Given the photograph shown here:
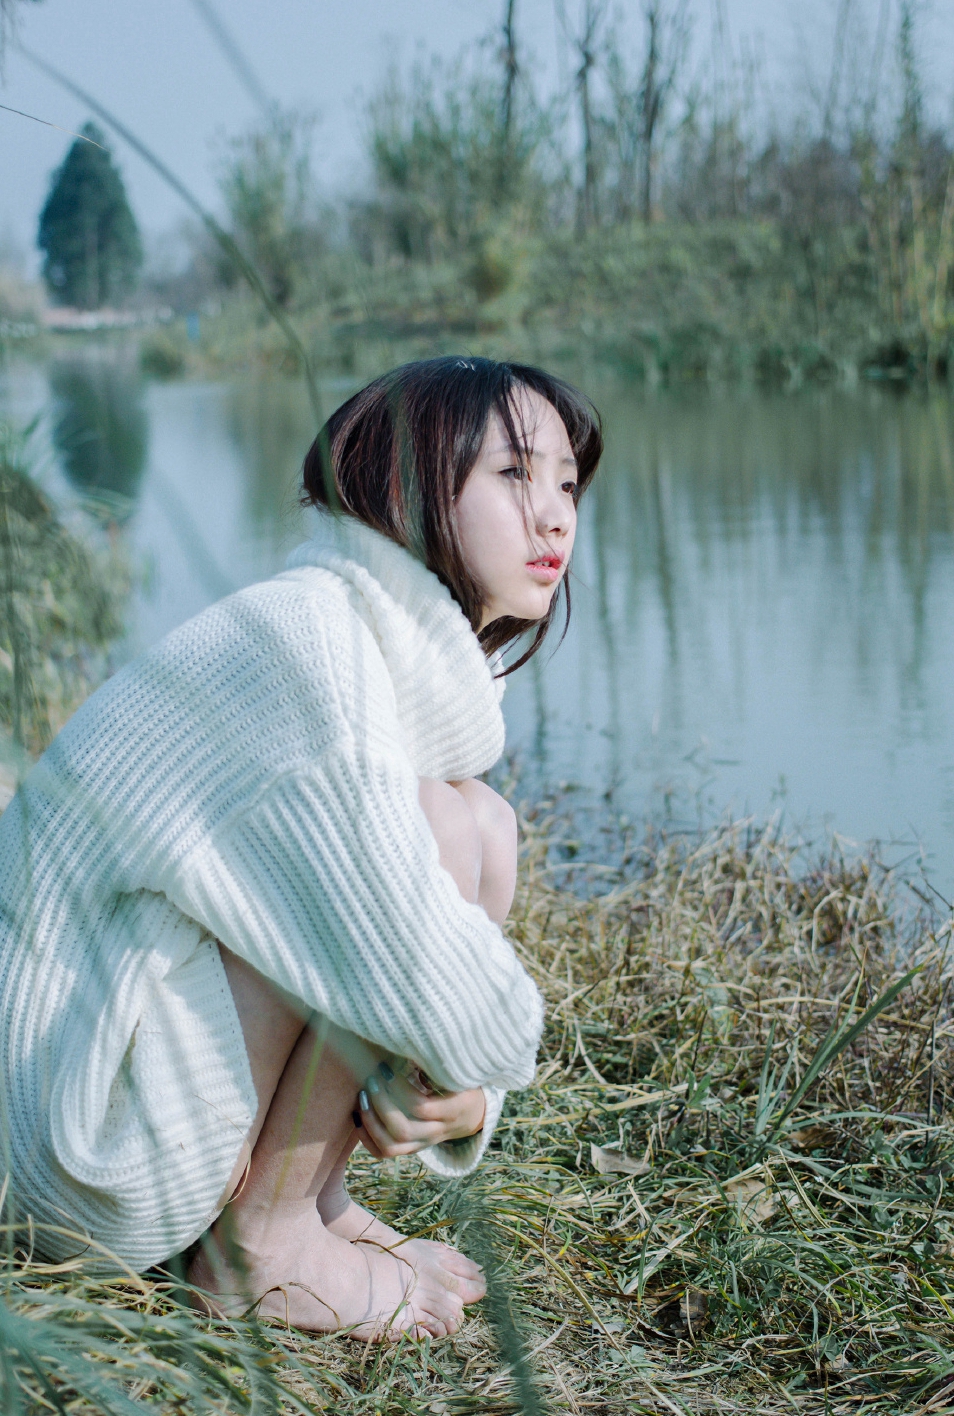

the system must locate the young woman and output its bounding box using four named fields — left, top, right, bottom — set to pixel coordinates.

left=0, top=356, right=602, bottom=1339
